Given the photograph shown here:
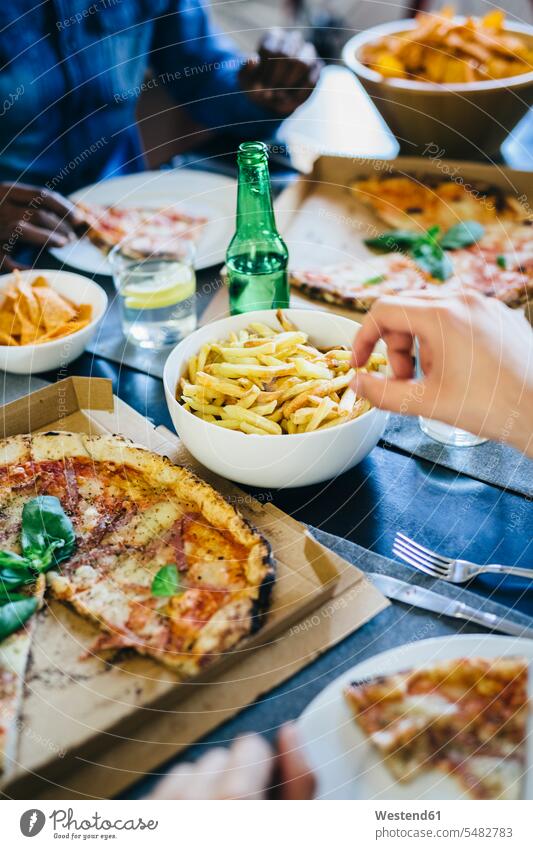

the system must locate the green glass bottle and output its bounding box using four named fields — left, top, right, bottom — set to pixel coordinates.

left=227, top=141, right=289, bottom=315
